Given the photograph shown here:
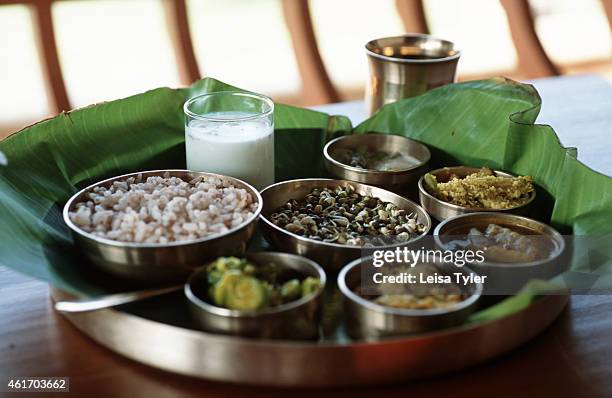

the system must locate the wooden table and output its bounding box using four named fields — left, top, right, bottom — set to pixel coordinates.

left=2, top=75, right=612, bottom=397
